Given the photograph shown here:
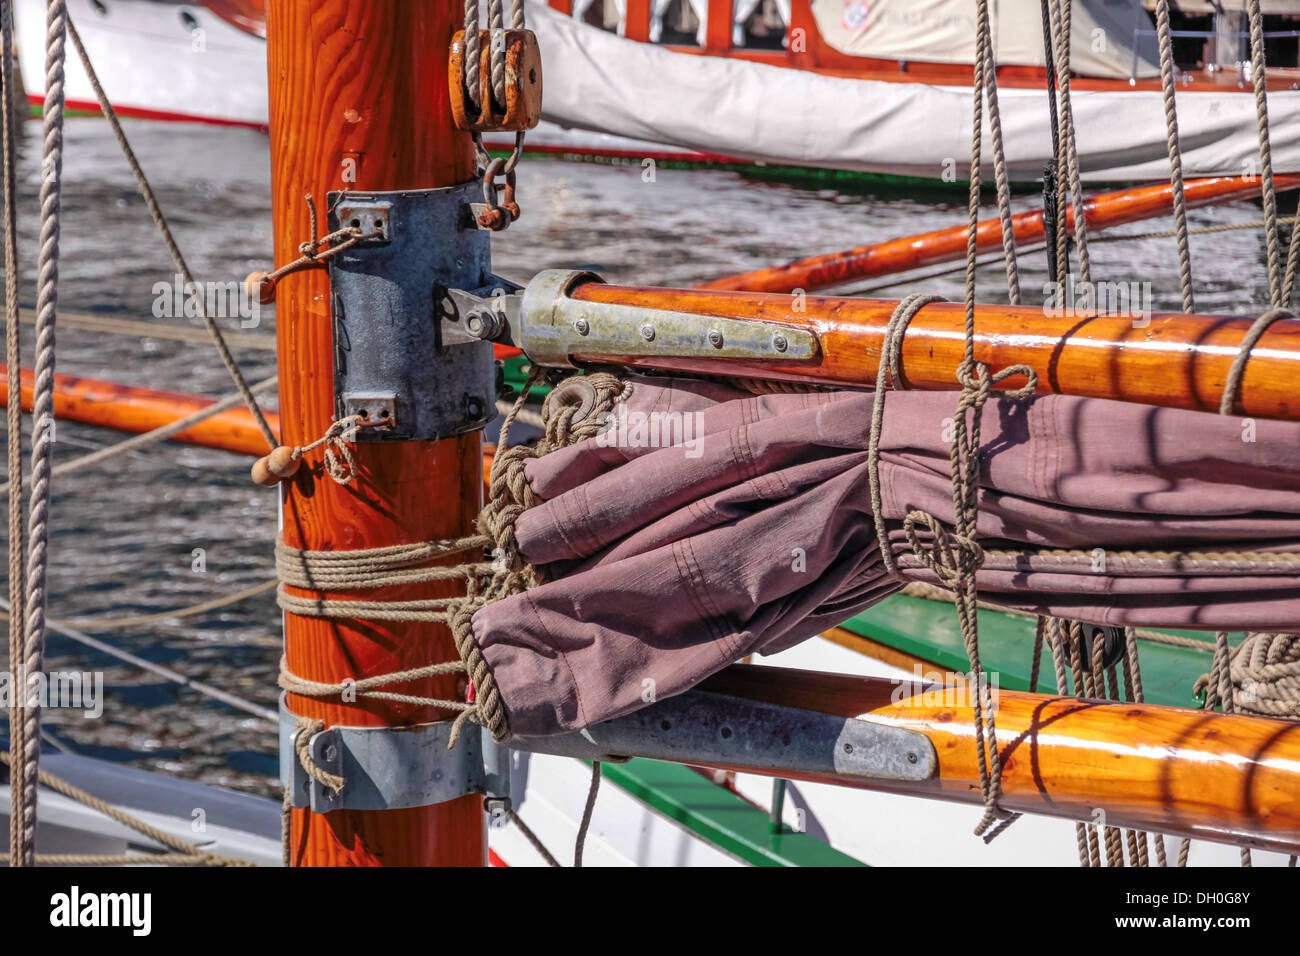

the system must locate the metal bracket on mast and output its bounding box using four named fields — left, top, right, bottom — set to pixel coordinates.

left=280, top=696, right=511, bottom=813
left=327, top=182, right=500, bottom=442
